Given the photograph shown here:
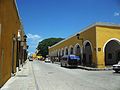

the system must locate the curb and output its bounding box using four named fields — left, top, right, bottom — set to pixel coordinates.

left=53, top=61, right=113, bottom=71
left=78, top=66, right=113, bottom=71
